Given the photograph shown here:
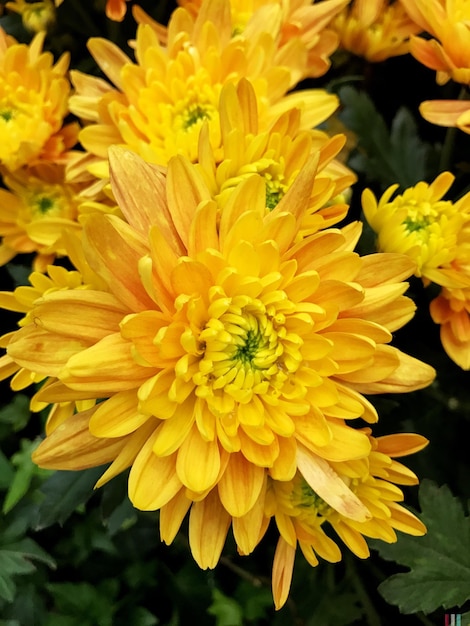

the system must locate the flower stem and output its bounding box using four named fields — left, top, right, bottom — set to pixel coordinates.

left=439, top=86, right=468, bottom=172
left=345, top=553, right=382, bottom=626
